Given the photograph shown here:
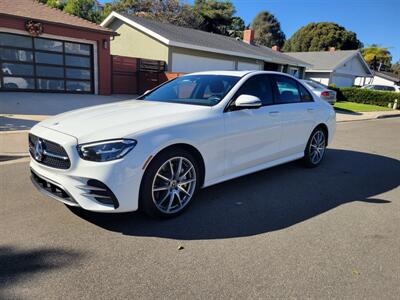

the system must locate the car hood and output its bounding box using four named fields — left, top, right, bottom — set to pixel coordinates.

left=37, top=100, right=211, bottom=143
